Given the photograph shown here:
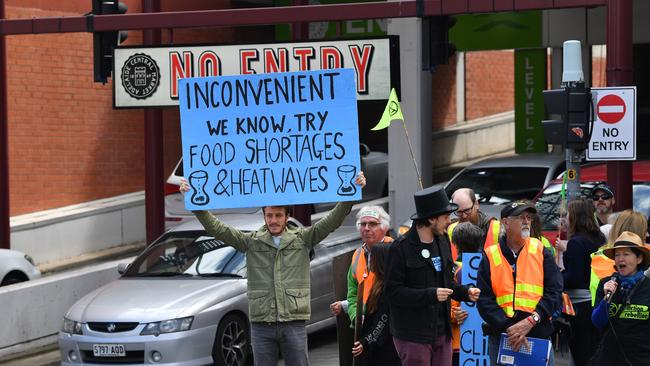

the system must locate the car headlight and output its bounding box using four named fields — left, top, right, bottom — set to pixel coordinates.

left=24, top=254, right=35, bottom=266
left=62, top=318, right=83, bottom=335
left=140, top=316, right=193, bottom=336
